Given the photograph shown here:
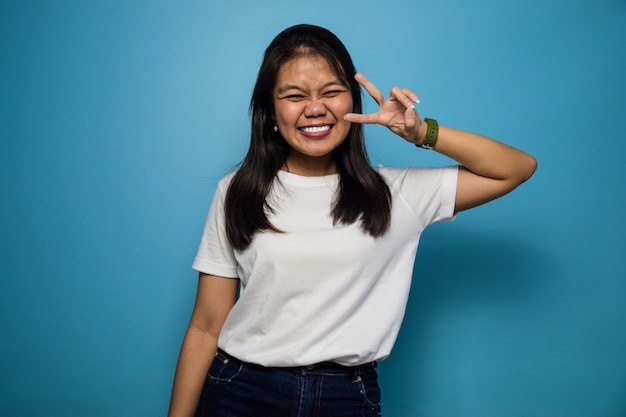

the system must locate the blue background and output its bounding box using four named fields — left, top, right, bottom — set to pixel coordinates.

left=1, top=0, right=625, bottom=416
